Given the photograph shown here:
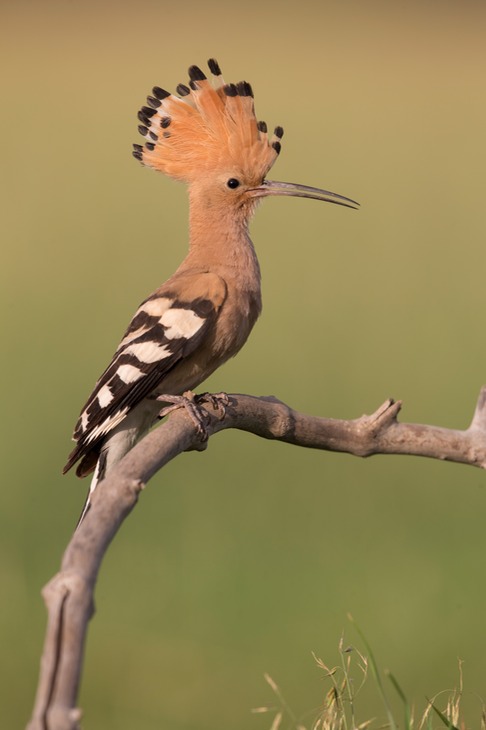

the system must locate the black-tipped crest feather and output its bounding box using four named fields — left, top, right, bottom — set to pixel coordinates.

left=188, top=65, right=207, bottom=81
left=141, top=105, right=157, bottom=118
left=176, top=83, right=190, bottom=96
left=152, top=86, right=170, bottom=100
left=236, top=81, right=253, bottom=97
left=146, top=95, right=161, bottom=109
left=137, top=110, right=150, bottom=125
left=207, top=58, right=222, bottom=76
